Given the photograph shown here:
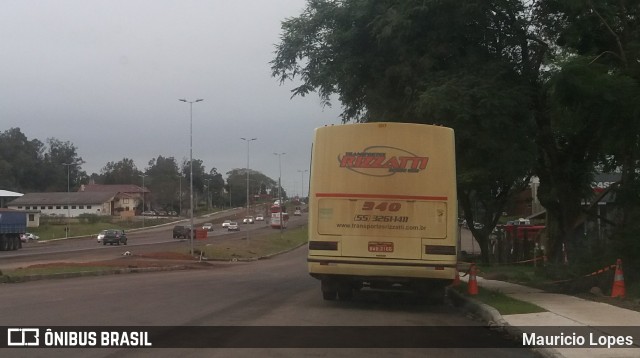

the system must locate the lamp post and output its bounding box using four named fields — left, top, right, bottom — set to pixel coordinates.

left=241, top=137, right=257, bottom=241
left=205, top=178, right=211, bottom=211
left=62, top=162, right=75, bottom=238
left=139, top=173, right=146, bottom=228
left=178, top=174, right=182, bottom=217
left=297, top=169, right=308, bottom=200
left=274, top=152, right=286, bottom=237
left=179, top=98, right=203, bottom=256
